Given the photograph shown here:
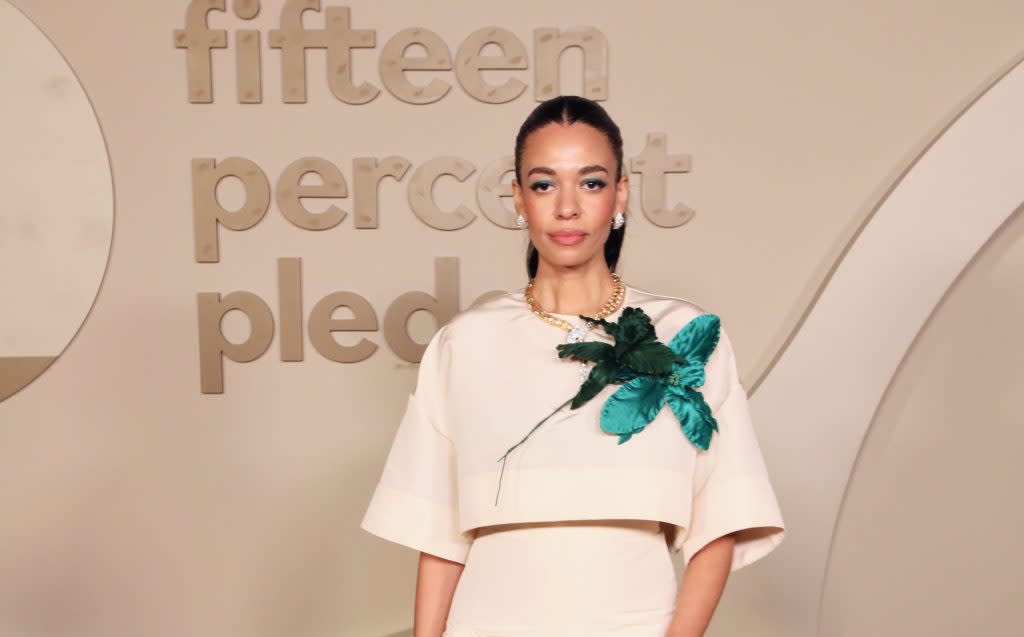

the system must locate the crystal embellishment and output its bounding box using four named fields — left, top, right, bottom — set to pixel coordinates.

left=566, top=321, right=593, bottom=382
left=566, top=322, right=591, bottom=343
